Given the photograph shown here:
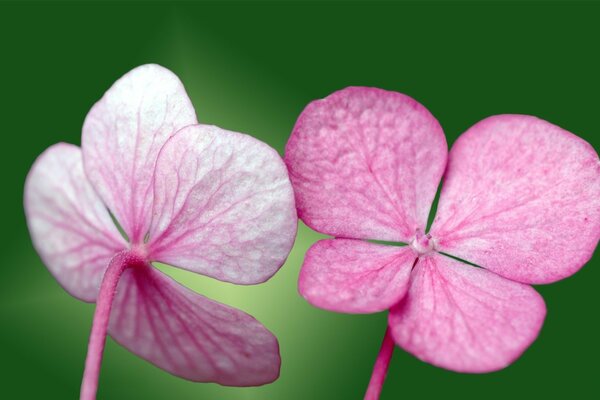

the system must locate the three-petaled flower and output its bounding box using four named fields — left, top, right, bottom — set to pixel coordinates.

left=284, top=87, right=600, bottom=398
left=25, top=65, right=297, bottom=399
